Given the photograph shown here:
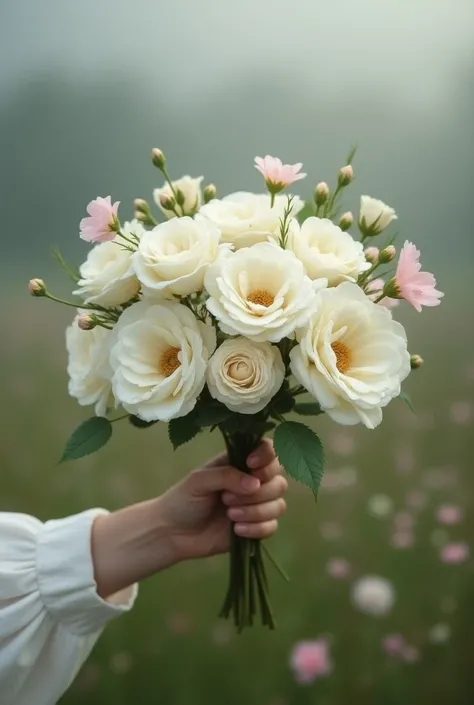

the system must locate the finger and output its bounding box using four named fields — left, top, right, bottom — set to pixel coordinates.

left=234, top=519, right=278, bottom=539
left=228, top=498, right=286, bottom=524
left=246, top=439, right=275, bottom=469
left=222, top=474, right=288, bottom=507
left=188, top=466, right=260, bottom=497
left=251, top=458, right=283, bottom=484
